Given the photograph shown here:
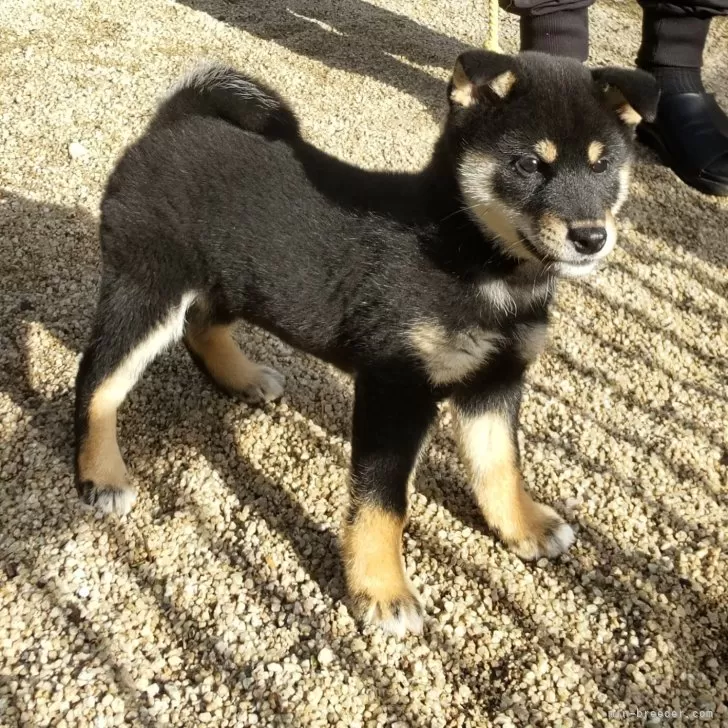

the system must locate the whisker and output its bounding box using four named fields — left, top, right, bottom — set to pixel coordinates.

left=440, top=200, right=551, bottom=271
left=439, top=201, right=491, bottom=223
